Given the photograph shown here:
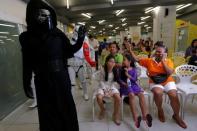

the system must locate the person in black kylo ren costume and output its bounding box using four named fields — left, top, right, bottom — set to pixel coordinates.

left=19, top=0, right=86, bottom=131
